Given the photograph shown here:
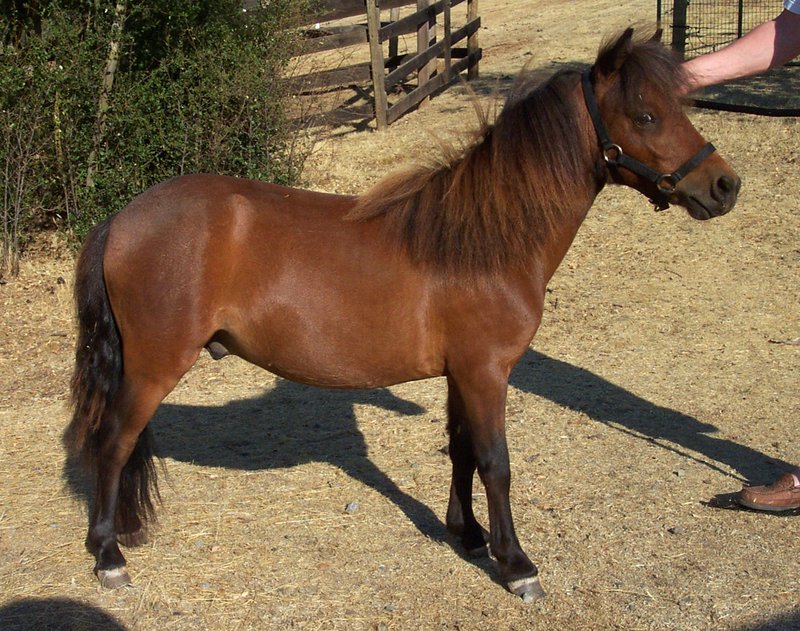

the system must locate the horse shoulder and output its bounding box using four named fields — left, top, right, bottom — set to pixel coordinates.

left=438, top=272, right=547, bottom=369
